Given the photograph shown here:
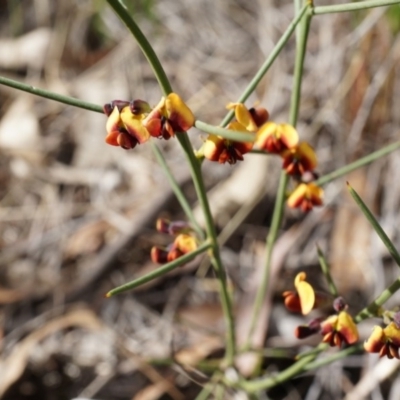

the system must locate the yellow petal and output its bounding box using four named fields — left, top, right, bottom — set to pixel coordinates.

left=384, top=322, right=400, bottom=347
left=364, top=326, right=385, bottom=353
left=165, top=93, right=195, bottom=132
left=297, top=142, right=318, bottom=170
left=287, top=184, right=308, bottom=208
left=231, top=103, right=258, bottom=132
left=106, top=106, right=122, bottom=135
left=337, top=311, right=359, bottom=344
left=296, top=280, right=315, bottom=315
left=278, top=124, right=299, bottom=148
left=174, top=233, right=198, bottom=253
left=203, top=135, right=224, bottom=162
left=120, top=107, right=150, bottom=144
